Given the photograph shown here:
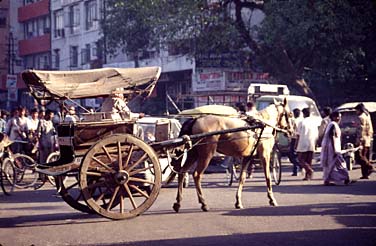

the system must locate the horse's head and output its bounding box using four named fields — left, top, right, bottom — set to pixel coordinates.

left=273, top=98, right=293, bottom=137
